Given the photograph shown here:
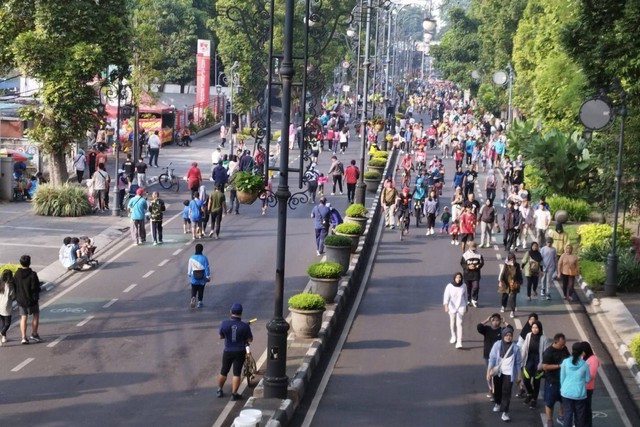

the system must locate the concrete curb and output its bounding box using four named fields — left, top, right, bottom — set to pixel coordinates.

left=579, top=276, right=640, bottom=388
left=241, top=149, right=396, bottom=426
